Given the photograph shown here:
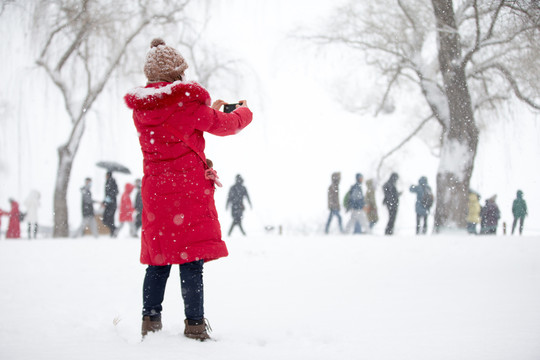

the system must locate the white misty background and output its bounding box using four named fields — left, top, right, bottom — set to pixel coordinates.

left=0, top=0, right=539, bottom=236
